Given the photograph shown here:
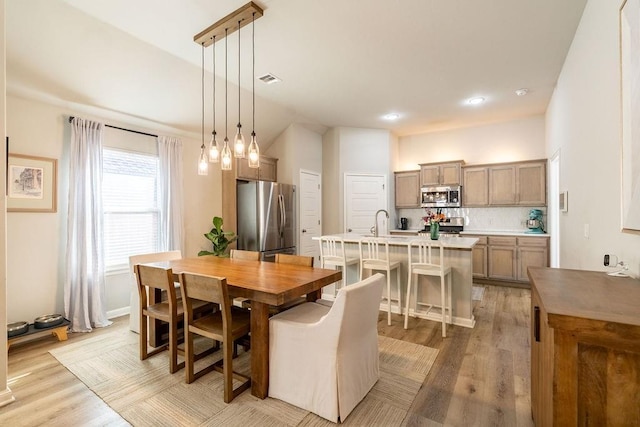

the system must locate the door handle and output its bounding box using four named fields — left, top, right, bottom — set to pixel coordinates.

left=534, top=306, right=540, bottom=342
